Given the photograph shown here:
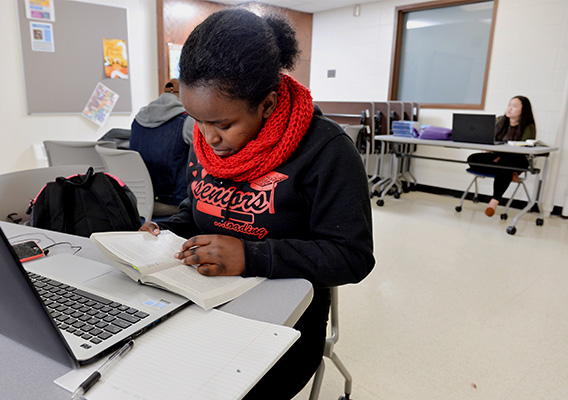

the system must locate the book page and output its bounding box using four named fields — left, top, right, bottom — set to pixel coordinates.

left=507, top=139, right=547, bottom=147
left=55, top=307, right=300, bottom=400
left=507, top=140, right=528, bottom=147
left=151, top=265, right=265, bottom=310
left=92, top=231, right=266, bottom=309
left=91, top=231, right=185, bottom=275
